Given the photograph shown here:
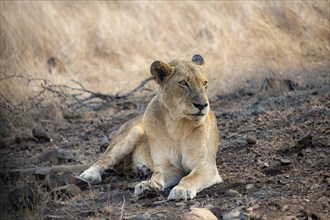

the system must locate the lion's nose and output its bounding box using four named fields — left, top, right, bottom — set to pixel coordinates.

left=193, top=102, right=208, bottom=111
